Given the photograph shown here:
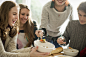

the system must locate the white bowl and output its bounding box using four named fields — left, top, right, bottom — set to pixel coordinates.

left=63, top=49, right=79, bottom=56
left=34, top=40, right=55, bottom=52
